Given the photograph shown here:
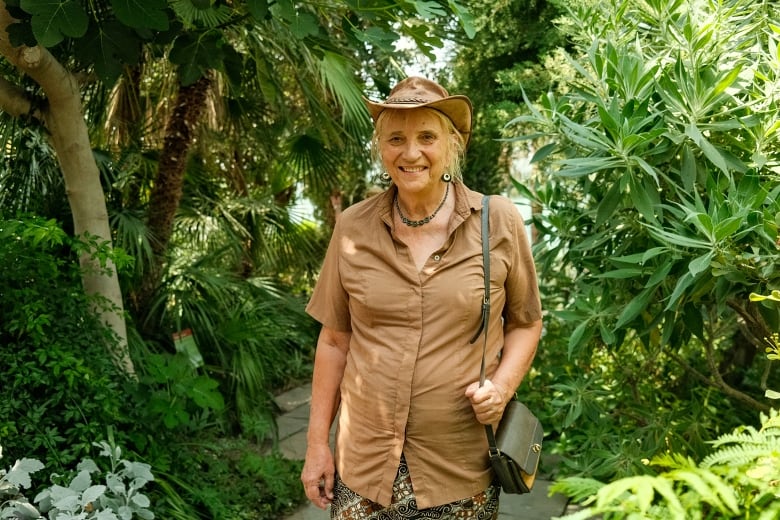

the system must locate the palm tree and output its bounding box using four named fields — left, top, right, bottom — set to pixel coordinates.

left=2, top=0, right=473, bottom=433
